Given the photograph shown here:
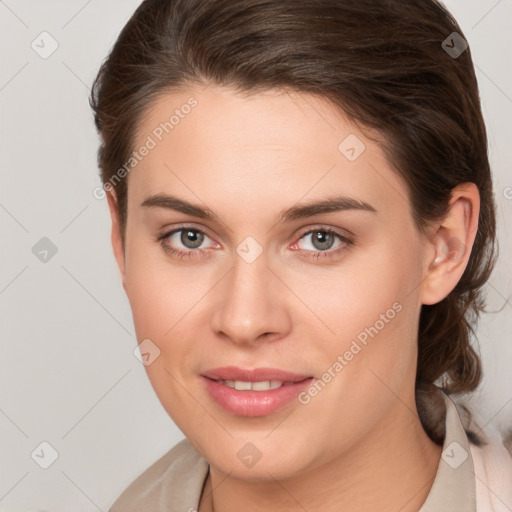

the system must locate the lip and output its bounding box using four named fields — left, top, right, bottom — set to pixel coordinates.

left=201, top=366, right=314, bottom=417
